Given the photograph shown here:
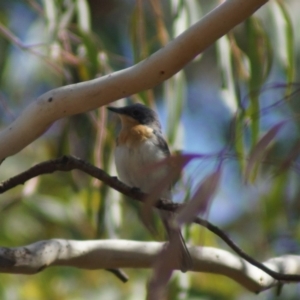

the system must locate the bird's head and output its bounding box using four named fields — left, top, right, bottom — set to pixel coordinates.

left=107, top=103, right=162, bottom=130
